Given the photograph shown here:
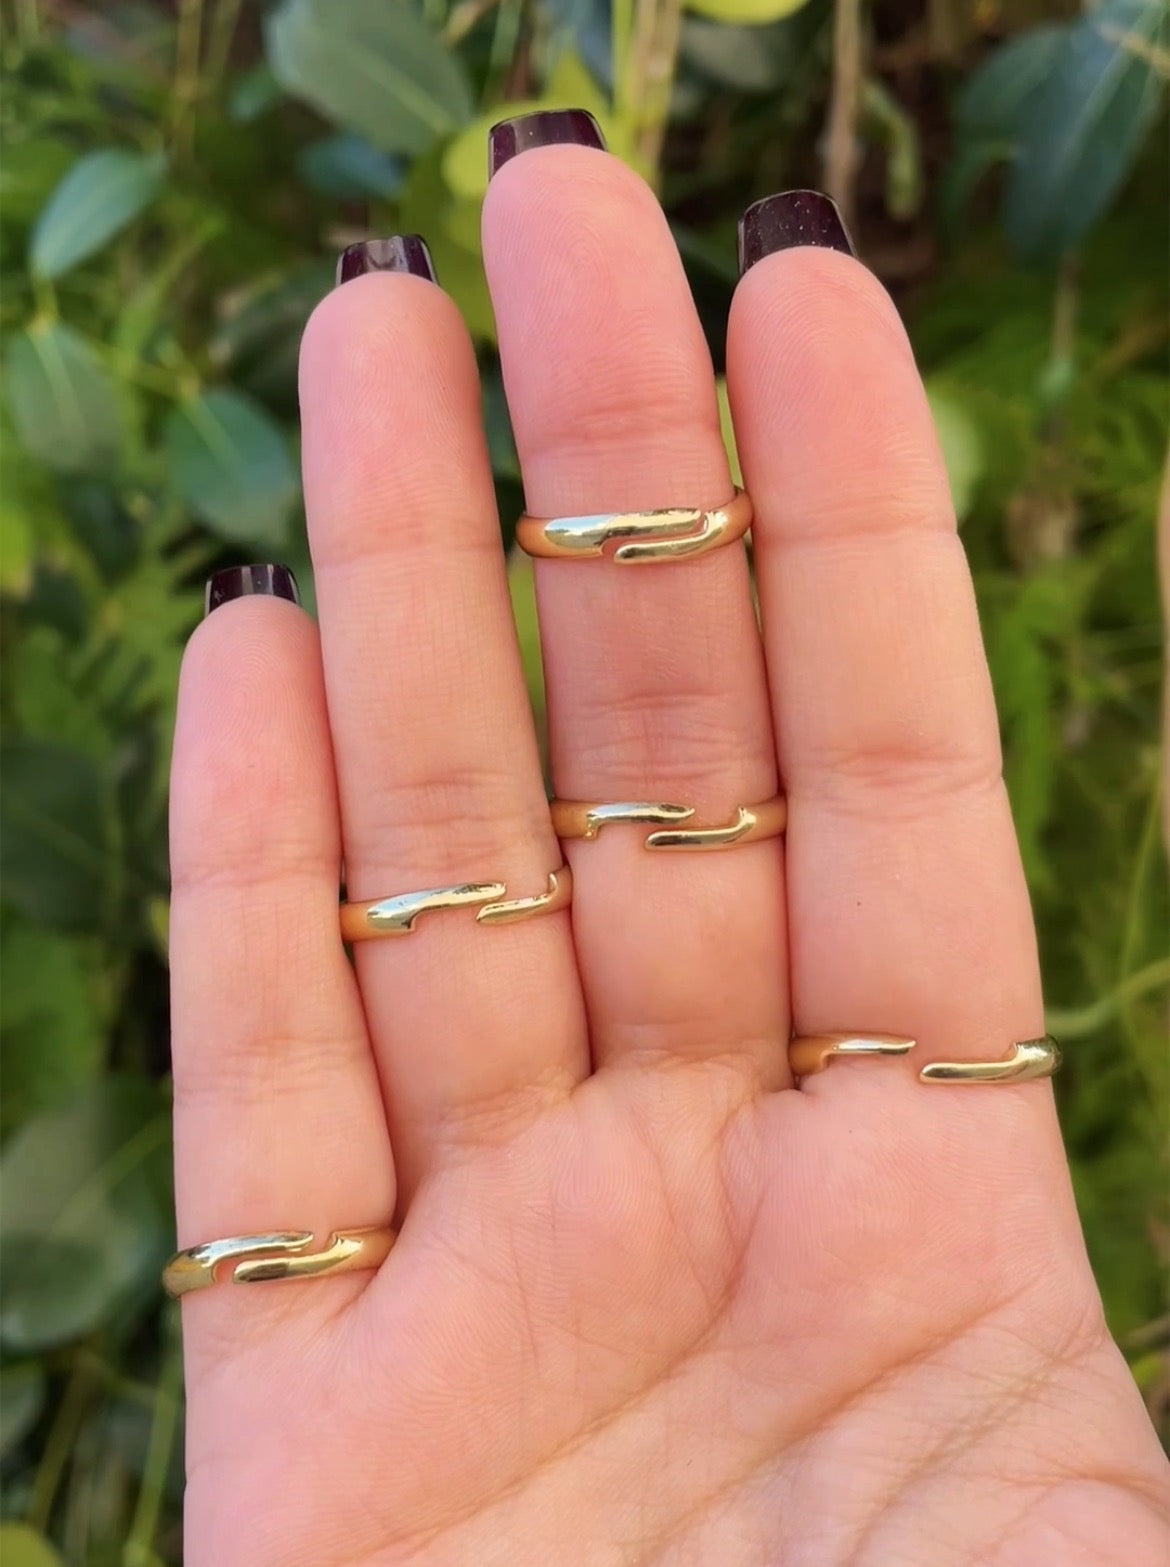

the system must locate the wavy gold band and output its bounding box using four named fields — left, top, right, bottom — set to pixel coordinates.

left=516, top=488, right=752, bottom=564
left=789, top=1032, right=1061, bottom=1084
left=163, top=1226, right=394, bottom=1297
left=550, top=797, right=786, bottom=851
left=918, top=1035, right=1061, bottom=1084
left=341, top=867, right=571, bottom=942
